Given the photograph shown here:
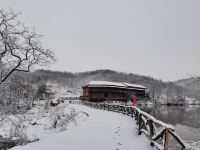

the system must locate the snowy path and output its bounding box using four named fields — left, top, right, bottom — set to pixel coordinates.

left=11, top=104, right=153, bottom=150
